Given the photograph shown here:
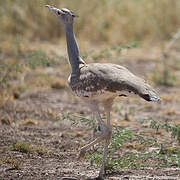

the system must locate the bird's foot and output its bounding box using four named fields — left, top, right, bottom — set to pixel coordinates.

left=96, top=174, right=104, bottom=180
left=77, top=149, right=86, bottom=161
left=97, top=168, right=105, bottom=180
